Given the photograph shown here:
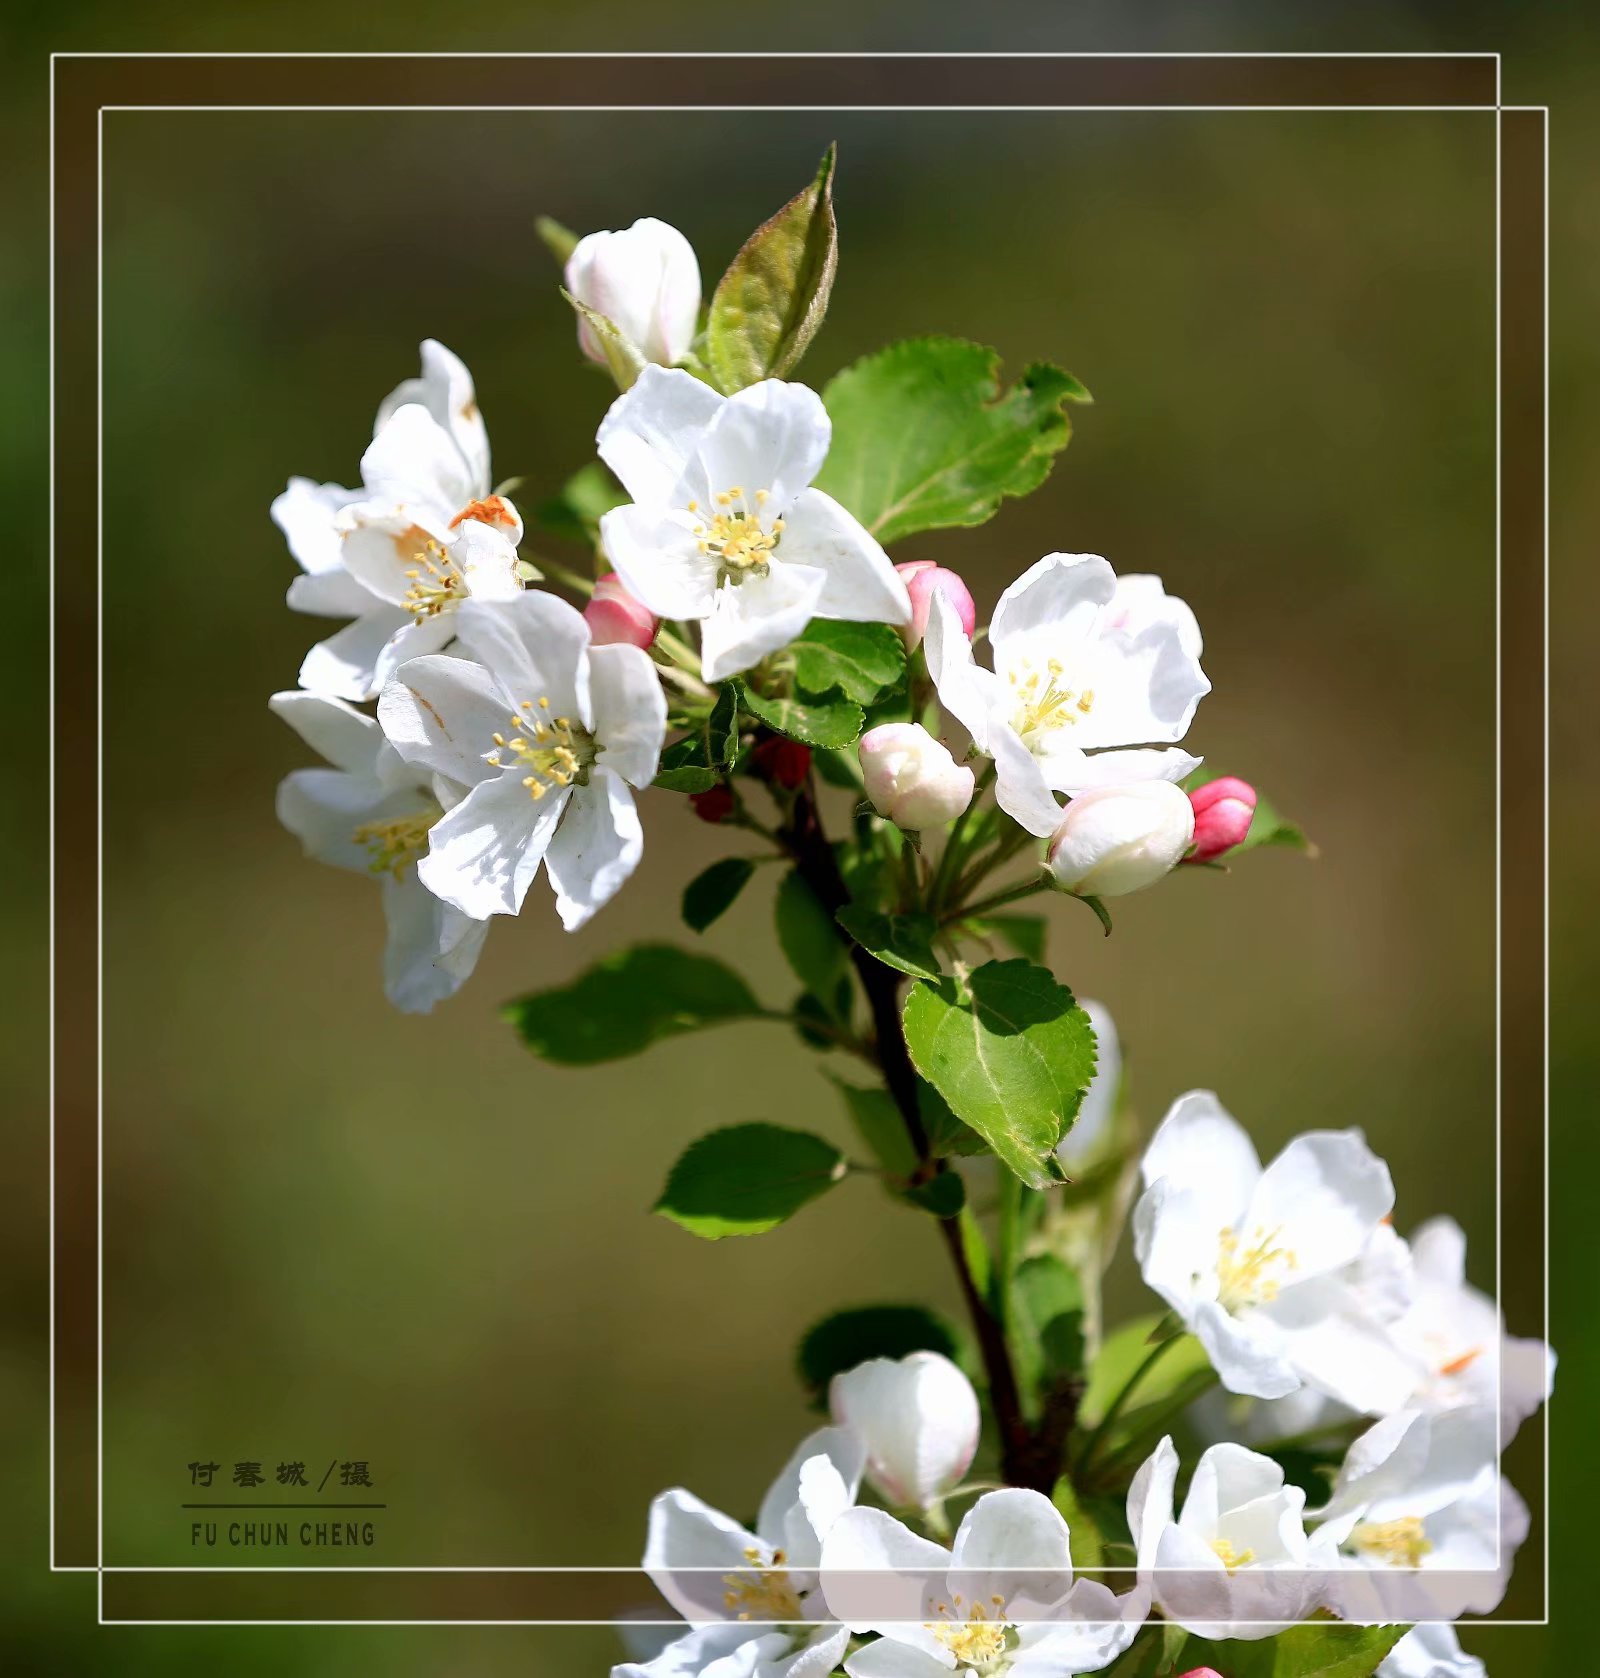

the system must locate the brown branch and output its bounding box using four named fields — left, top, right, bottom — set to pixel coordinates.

left=777, top=778, right=1047, bottom=1490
